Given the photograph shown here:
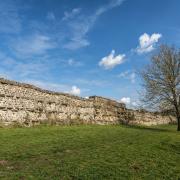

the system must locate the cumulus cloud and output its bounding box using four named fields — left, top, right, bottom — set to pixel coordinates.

left=136, top=33, right=162, bottom=54
left=70, top=86, right=81, bottom=96
left=99, top=50, right=125, bottom=69
left=120, top=97, right=131, bottom=104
